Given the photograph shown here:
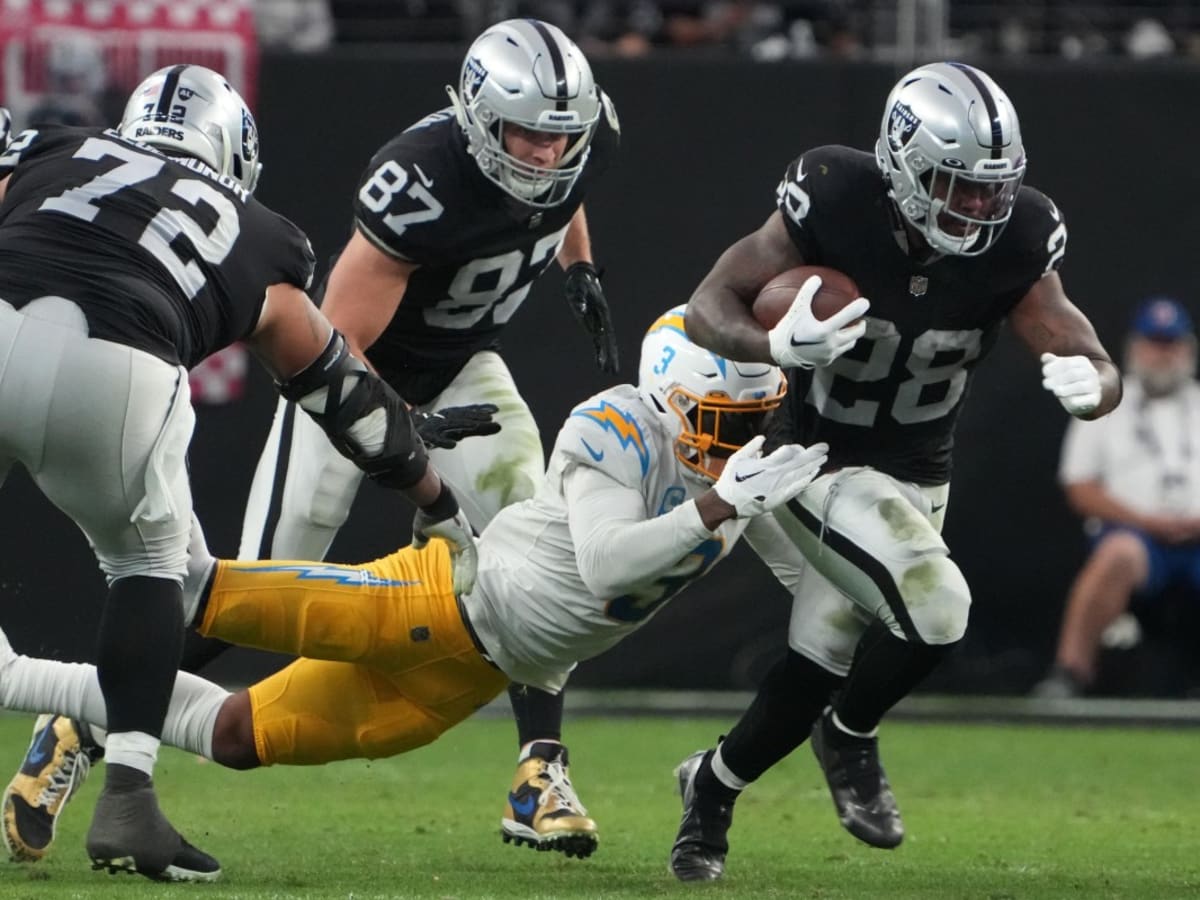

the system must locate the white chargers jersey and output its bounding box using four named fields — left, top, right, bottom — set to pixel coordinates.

left=462, top=384, right=749, bottom=692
